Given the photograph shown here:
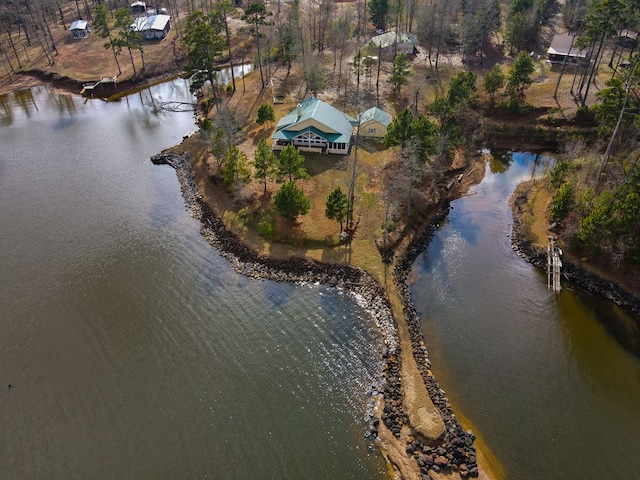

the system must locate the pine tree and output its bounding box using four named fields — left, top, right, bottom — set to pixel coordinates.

left=256, top=103, right=276, bottom=126
left=277, top=145, right=310, bottom=183
left=388, top=53, right=412, bottom=94
left=274, top=181, right=311, bottom=219
left=325, top=187, right=349, bottom=232
left=254, top=138, right=277, bottom=194
left=221, top=146, right=251, bottom=191
left=483, top=65, right=505, bottom=106
left=506, top=51, right=535, bottom=104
